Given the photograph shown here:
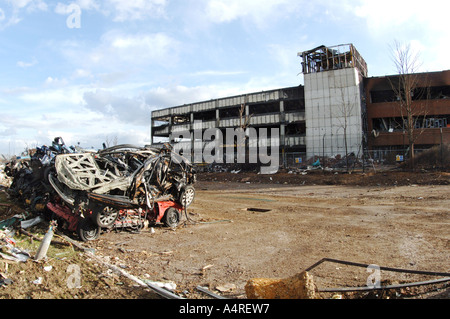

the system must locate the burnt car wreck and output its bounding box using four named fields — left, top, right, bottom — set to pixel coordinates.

left=5, top=139, right=196, bottom=241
